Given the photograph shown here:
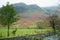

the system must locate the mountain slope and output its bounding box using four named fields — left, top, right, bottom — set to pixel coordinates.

left=12, top=3, right=48, bottom=28
left=42, top=6, right=60, bottom=15
left=13, top=3, right=48, bottom=18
